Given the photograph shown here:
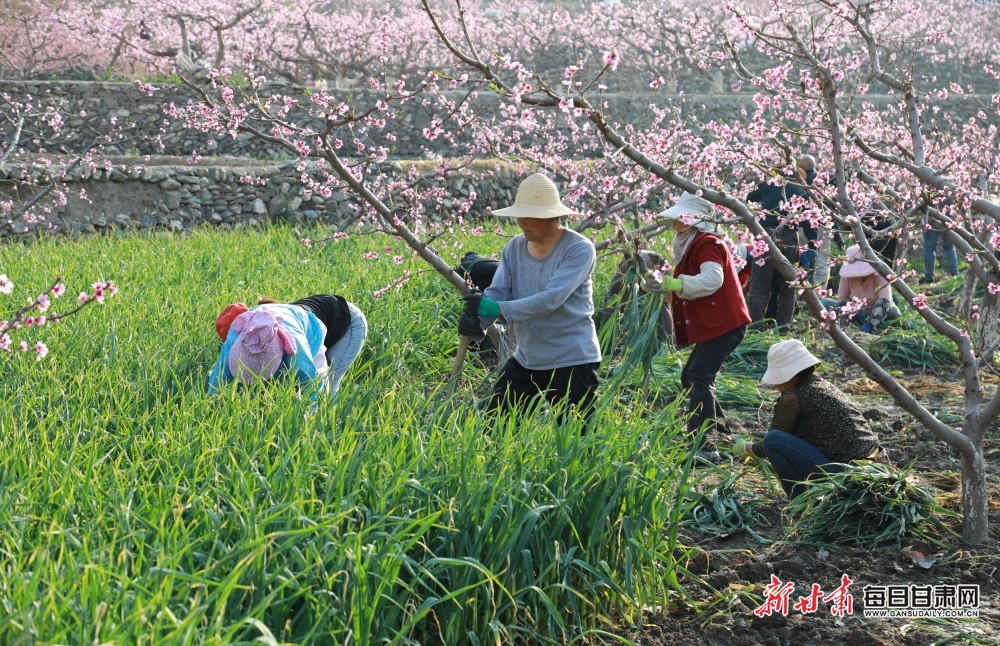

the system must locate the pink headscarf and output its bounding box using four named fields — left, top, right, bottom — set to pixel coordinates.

left=227, top=310, right=296, bottom=384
